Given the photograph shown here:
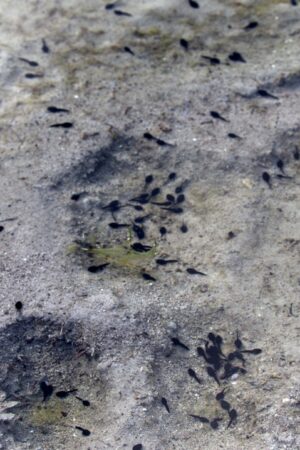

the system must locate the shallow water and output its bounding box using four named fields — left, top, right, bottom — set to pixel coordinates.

left=0, top=1, right=299, bottom=449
